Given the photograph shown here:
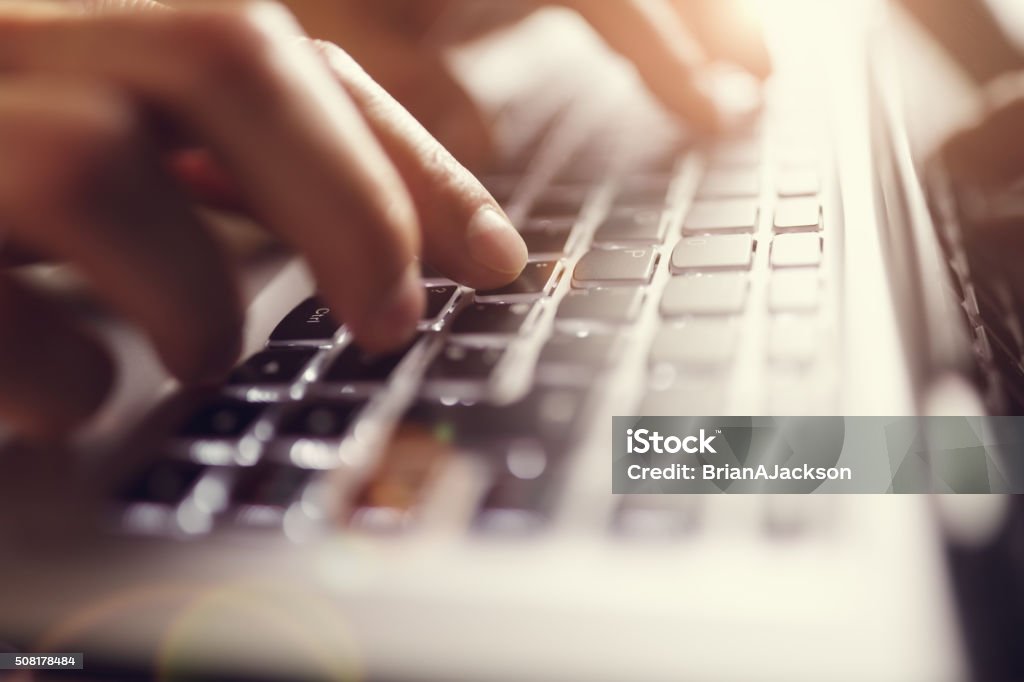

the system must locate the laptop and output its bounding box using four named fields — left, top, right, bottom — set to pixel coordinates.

left=0, top=0, right=1020, bottom=679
